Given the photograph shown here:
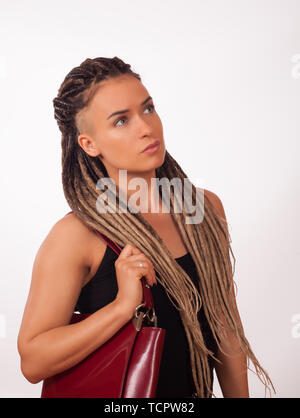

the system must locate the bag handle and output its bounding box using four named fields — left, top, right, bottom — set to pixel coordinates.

left=65, top=211, right=154, bottom=311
